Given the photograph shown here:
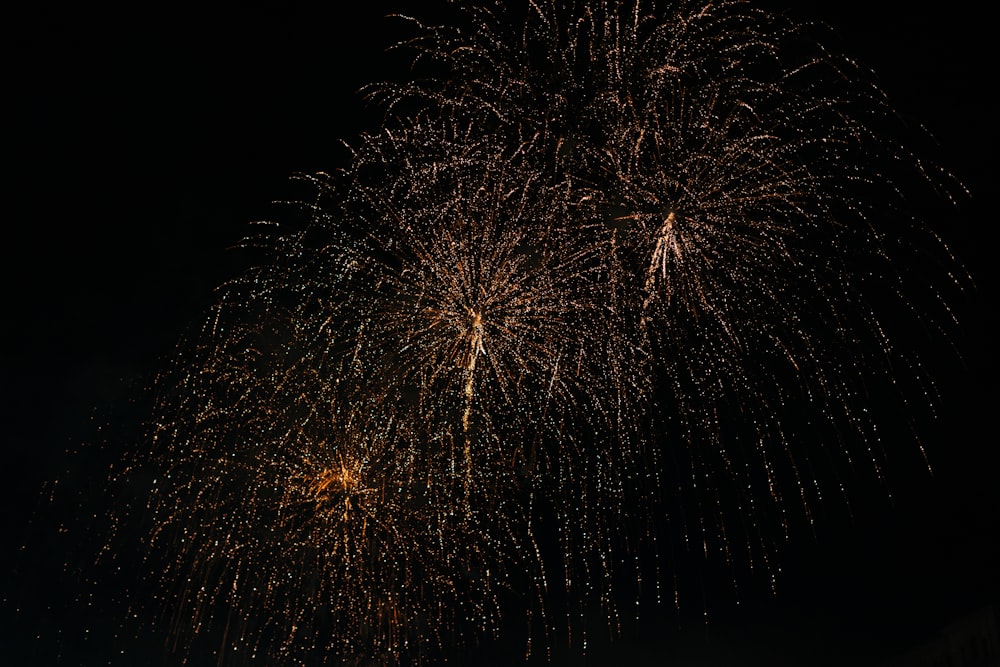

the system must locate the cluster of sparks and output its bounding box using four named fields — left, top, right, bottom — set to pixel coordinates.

left=109, top=1, right=962, bottom=664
